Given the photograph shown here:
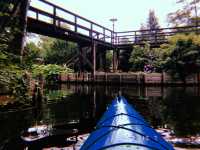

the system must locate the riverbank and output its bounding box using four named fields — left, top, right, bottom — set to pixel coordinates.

left=60, top=72, right=200, bottom=85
